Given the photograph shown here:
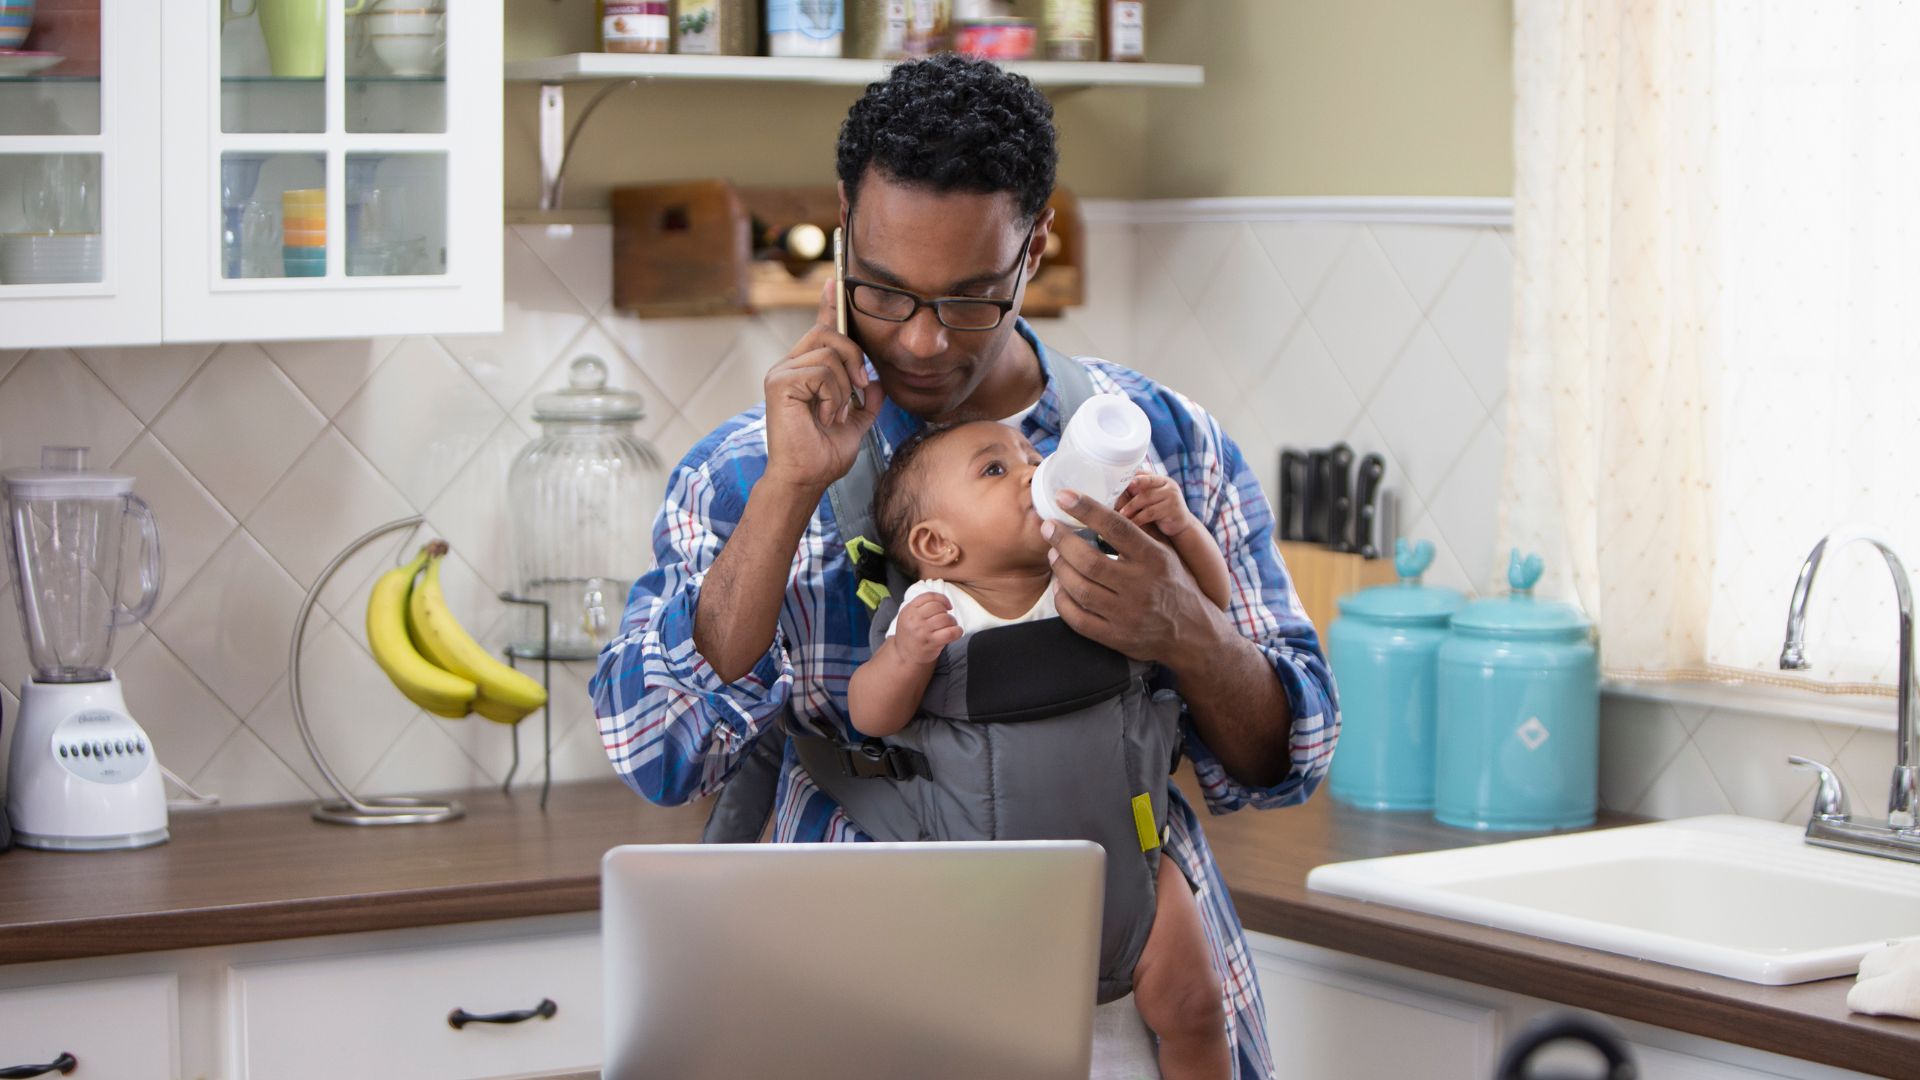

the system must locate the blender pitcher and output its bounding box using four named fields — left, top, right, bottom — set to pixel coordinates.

left=4, top=446, right=163, bottom=683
